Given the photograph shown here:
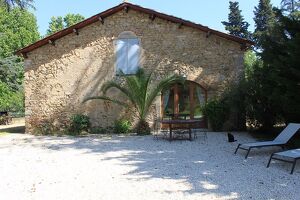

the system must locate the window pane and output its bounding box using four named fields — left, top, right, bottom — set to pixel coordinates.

left=163, top=88, right=174, bottom=120
left=116, top=39, right=127, bottom=74
left=116, top=38, right=140, bottom=75
left=178, top=84, right=191, bottom=119
left=127, top=39, right=140, bottom=74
